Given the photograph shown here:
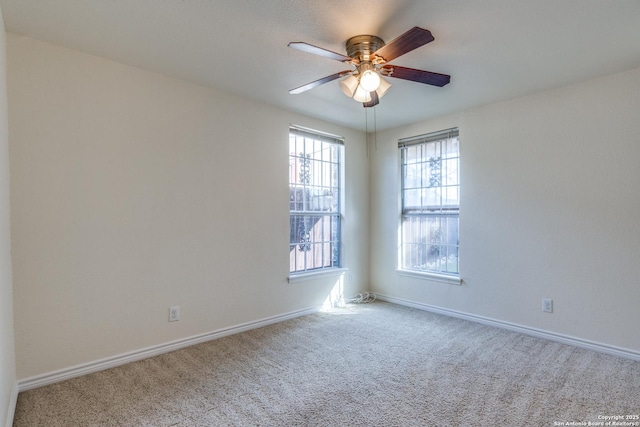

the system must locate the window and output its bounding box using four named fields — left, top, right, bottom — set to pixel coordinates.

left=289, top=126, right=343, bottom=274
left=400, top=128, right=460, bottom=276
